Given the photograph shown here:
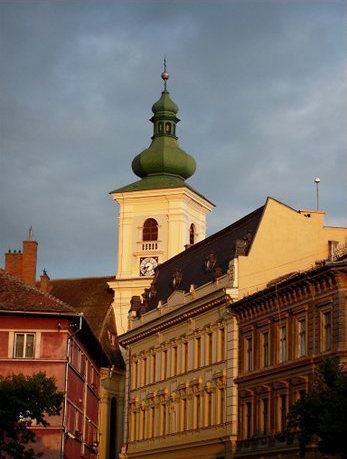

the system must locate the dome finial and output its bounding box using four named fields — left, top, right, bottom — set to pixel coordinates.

left=161, top=57, right=169, bottom=91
